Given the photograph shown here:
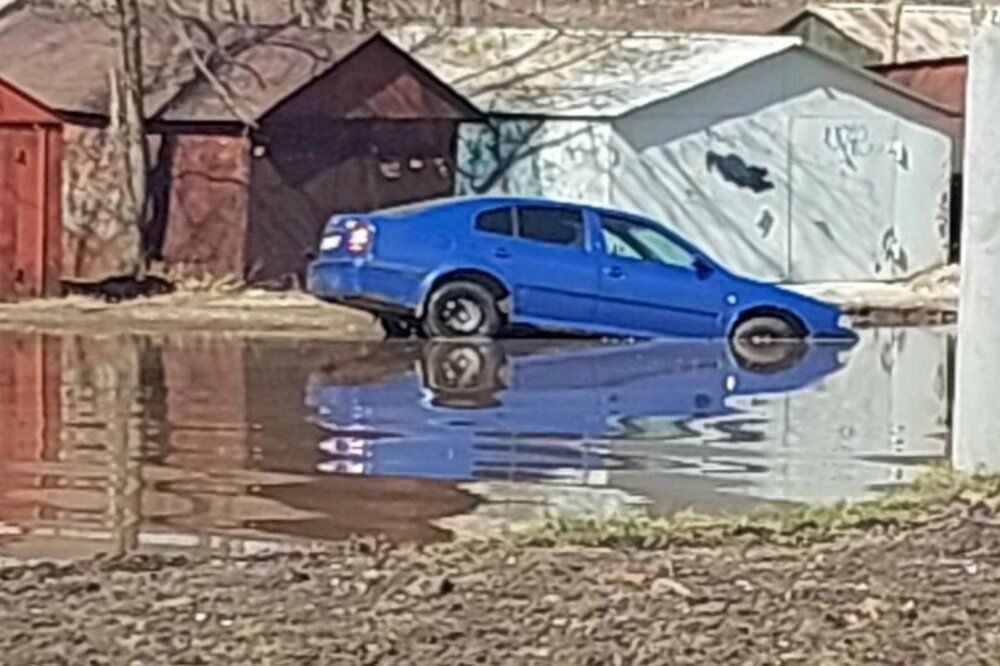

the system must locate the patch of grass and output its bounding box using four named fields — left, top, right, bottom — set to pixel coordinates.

left=512, top=467, right=1000, bottom=549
